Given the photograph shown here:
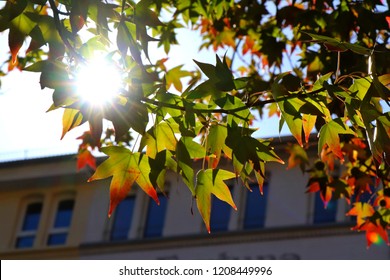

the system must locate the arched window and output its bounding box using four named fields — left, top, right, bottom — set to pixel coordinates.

left=15, top=201, right=43, bottom=249
left=47, top=198, right=75, bottom=246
